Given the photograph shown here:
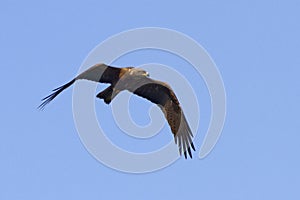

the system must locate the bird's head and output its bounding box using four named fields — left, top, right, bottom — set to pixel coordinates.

left=128, top=67, right=149, bottom=77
